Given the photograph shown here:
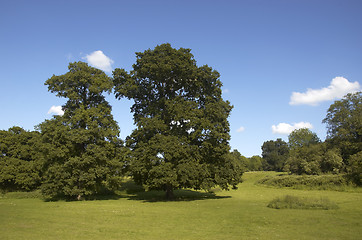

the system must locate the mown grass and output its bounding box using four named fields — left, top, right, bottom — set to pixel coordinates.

left=0, top=171, right=361, bottom=240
